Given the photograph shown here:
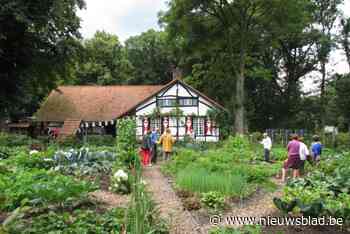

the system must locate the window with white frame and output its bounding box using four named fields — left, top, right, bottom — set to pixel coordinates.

left=178, top=98, right=198, bottom=106
left=193, top=117, right=205, bottom=136
left=151, top=118, right=161, bottom=130
left=157, top=99, right=176, bottom=107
